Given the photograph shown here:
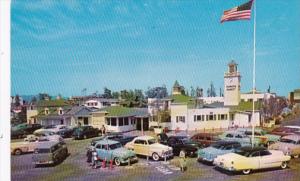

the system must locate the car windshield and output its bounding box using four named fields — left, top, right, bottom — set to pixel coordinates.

left=45, top=125, right=56, bottom=129
left=234, top=149, right=250, bottom=157
left=211, top=143, right=225, bottom=149
left=280, top=138, right=296, bottom=144
left=109, top=143, right=122, bottom=150
left=148, top=139, right=156, bottom=145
